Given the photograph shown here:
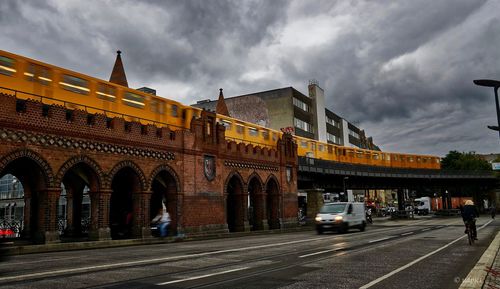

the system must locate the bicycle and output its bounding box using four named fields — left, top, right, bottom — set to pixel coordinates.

left=465, top=219, right=476, bottom=245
